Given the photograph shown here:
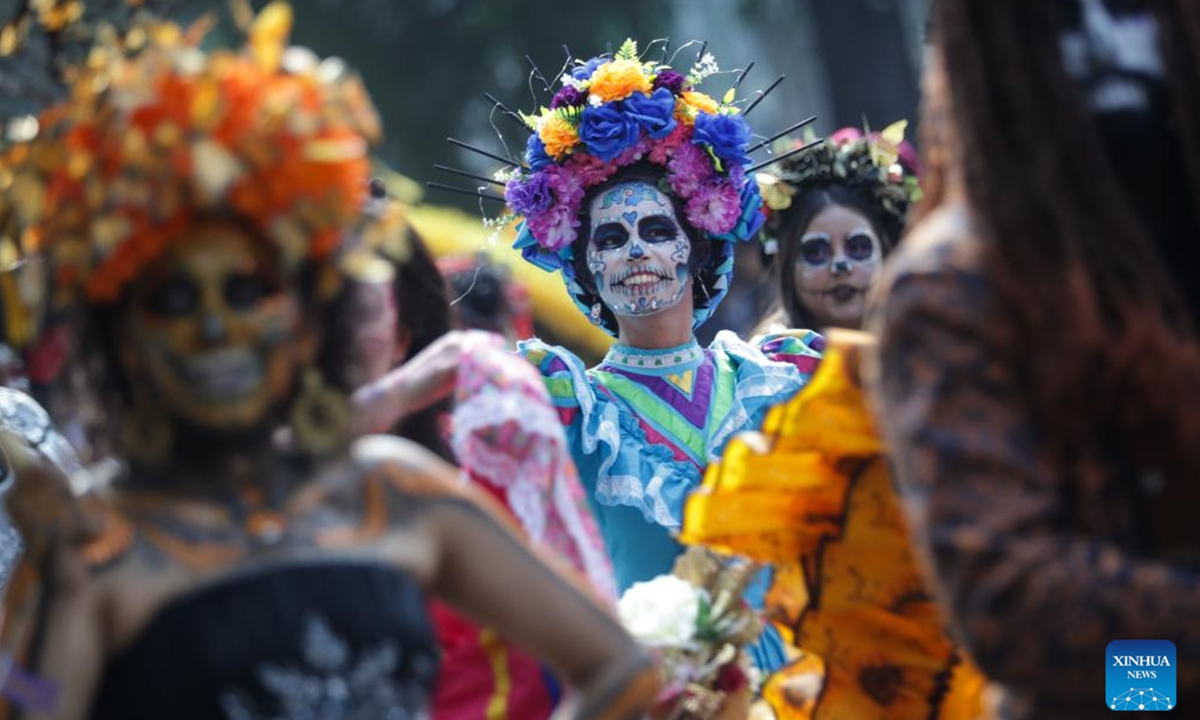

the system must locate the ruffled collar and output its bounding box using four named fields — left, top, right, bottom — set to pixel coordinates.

left=602, top=338, right=705, bottom=373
